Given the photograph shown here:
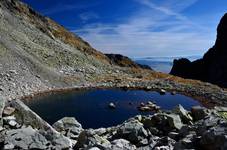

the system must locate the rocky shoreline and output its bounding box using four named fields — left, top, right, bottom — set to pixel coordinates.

left=1, top=95, right=227, bottom=149
left=19, top=78, right=227, bottom=108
